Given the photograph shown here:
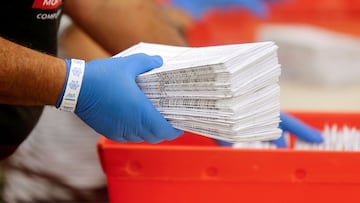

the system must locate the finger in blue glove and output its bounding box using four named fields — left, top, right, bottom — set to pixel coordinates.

left=270, top=132, right=287, bottom=148
left=216, top=112, right=324, bottom=148
left=215, top=139, right=233, bottom=146
left=278, top=112, right=324, bottom=144
left=70, top=54, right=183, bottom=143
